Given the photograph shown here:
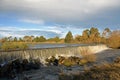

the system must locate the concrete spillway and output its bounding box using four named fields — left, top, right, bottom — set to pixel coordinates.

left=0, top=45, right=108, bottom=64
